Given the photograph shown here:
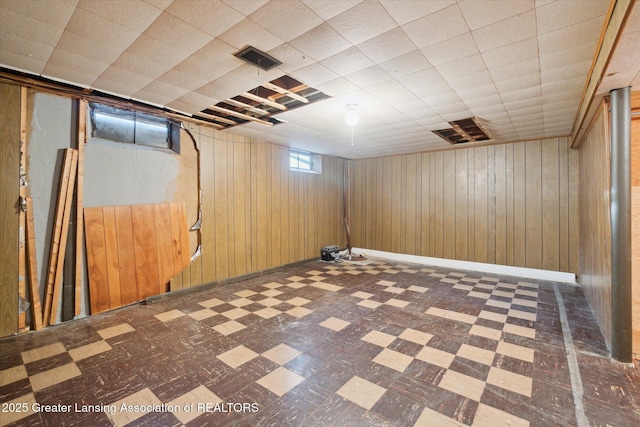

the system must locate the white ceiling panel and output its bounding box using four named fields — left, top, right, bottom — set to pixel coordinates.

left=1, top=0, right=635, bottom=160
